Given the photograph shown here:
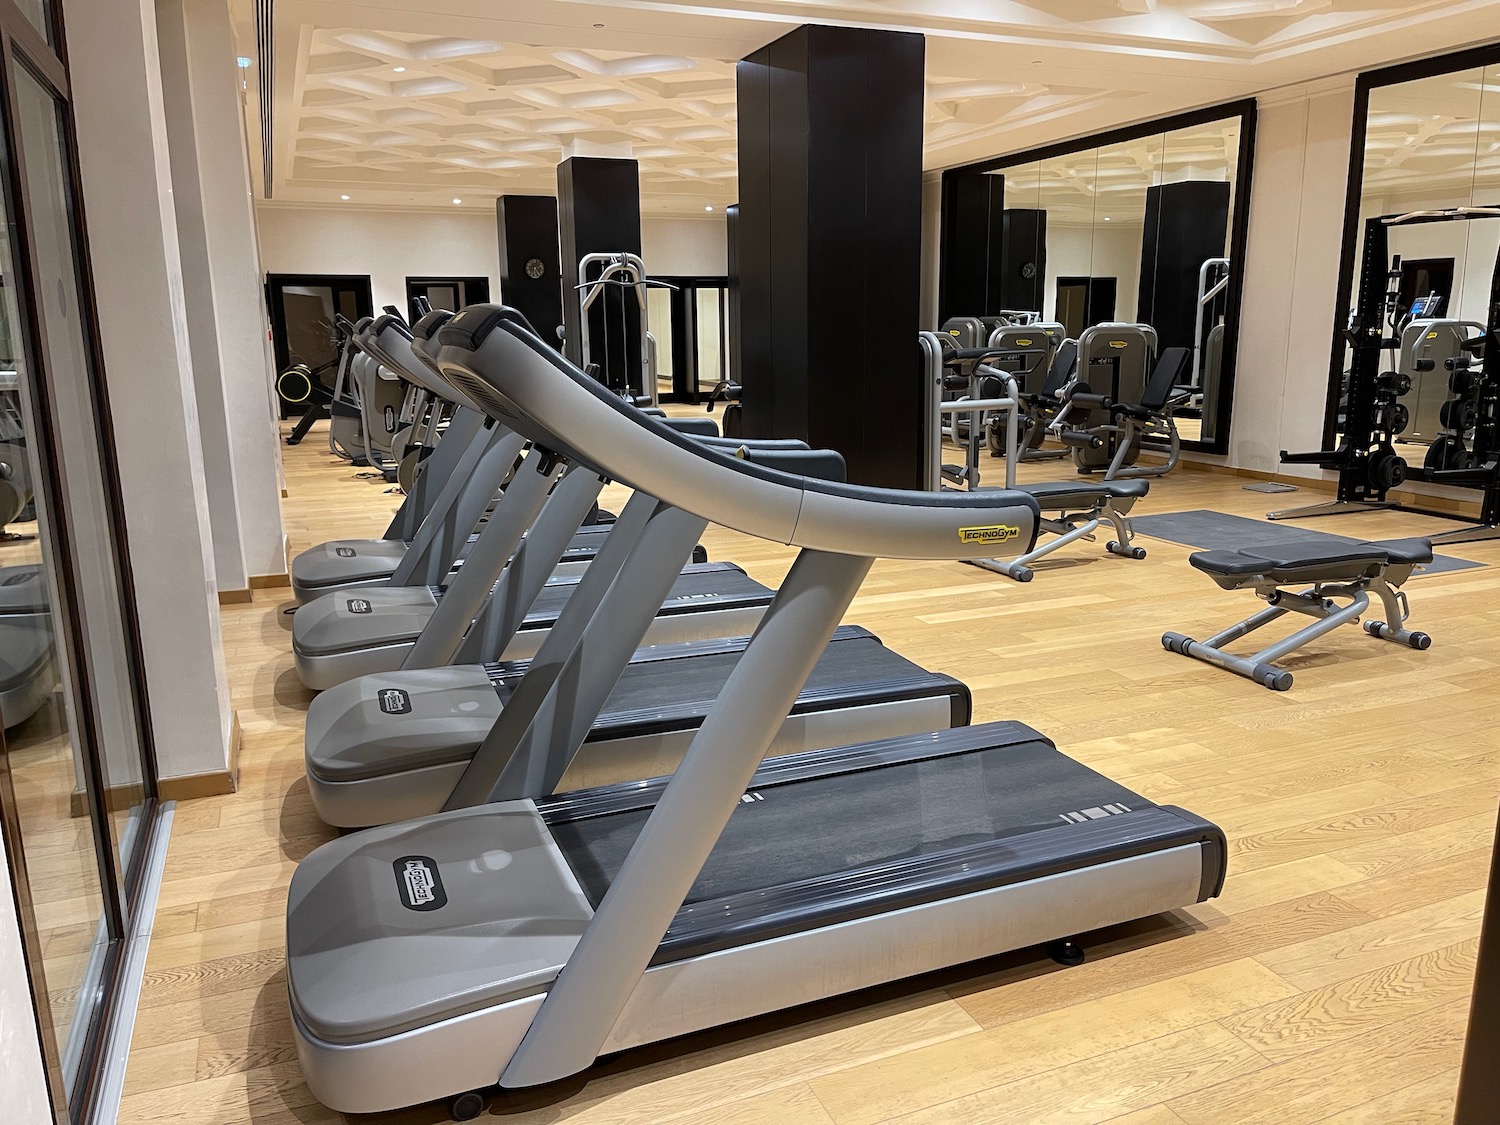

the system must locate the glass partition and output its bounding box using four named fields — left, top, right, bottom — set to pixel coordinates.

left=940, top=102, right=1255, bottom=454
